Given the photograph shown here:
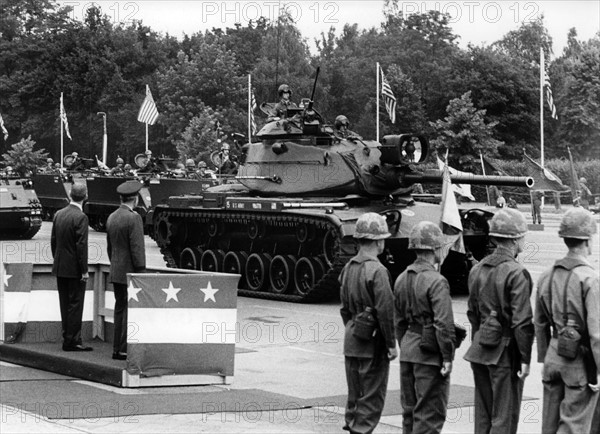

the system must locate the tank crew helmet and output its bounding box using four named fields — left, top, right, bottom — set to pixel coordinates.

left=71, top=152, right=79, bottom=157
left=116, top=180, right=142, bottom=199
left=408, top=221, right=444, bottom=250
left=124, top=164, right=132, bottom=170
left=334, top=115, right=350, bottom=129
left=145, top=150, right=152, bottom=156
left=354, top=213, right=391, bottom=240
left=197, top=161, right=207, bottom=169
left=47, top=158, right=54, bottom=164
left=488, top=208, right=528, bottom=238
left=579, top=177, right=587, bottom=184
left=558, top=208, right=597, bottom=240
left=221, top=142, right=230, bottom=151
left=186, top=158, right=195, bottom=168
left=116, top=157, right=124, bottom=165
left=278, top=84, right=291, bottom=97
